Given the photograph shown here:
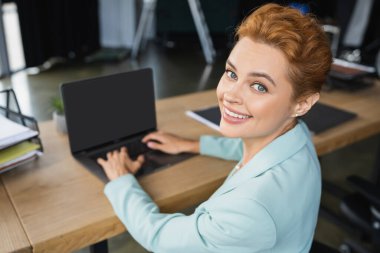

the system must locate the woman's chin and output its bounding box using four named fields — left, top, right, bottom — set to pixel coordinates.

left=219, top=124, right=244, bottom=138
